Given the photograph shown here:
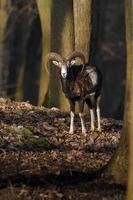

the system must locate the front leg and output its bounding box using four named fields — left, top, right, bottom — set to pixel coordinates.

left=69, top=100, right=75, bottom=134
left=90, top=108, right=95, bottom=131
left=79, top=100, right=86, bottom=134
